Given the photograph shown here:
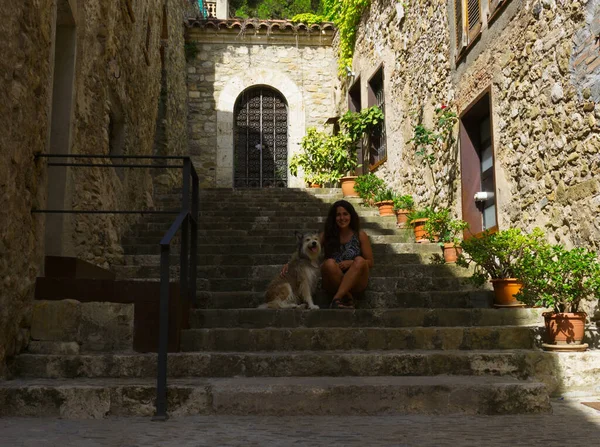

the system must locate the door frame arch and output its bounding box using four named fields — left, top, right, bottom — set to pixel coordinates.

left=216, top=70, right=305, bottom=187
